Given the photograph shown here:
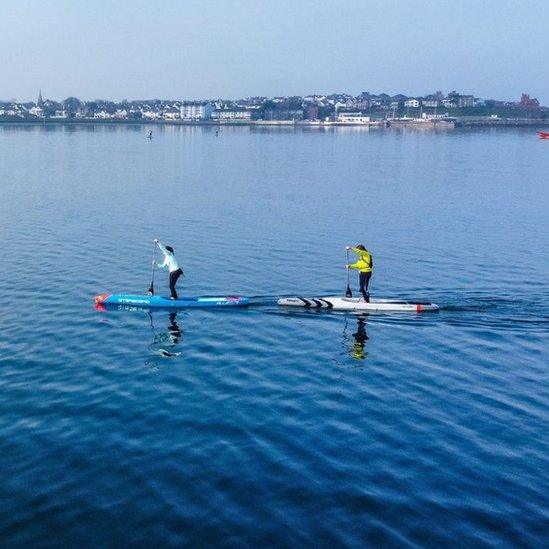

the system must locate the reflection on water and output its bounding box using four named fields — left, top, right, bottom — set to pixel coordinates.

left=351, top=317, right=369, bottom=360
left=97, top=304, right=185, bottom=360
left=101, top=302, right=374, bottom=365
left=340, top=316, right=370, bottom=362
left=143, top=311, right=183, bottom=381
left=148, top=311, right=182, bottom=358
